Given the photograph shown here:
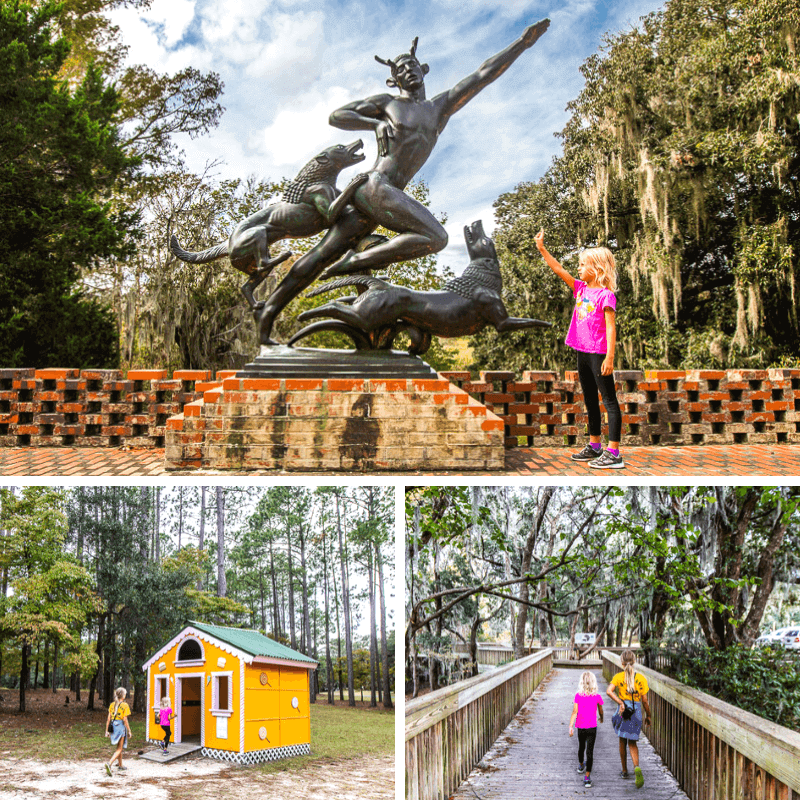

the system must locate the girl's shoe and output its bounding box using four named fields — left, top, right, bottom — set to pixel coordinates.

left=634, top=767, right=644, bottom=788
left=118, top=765, right=127, bottom=771
left=576, top=762, right=585, bottom=772
left=620, top=771, right=629, bottom=779
left=588, top=450, right=625, bottom=469
left=584, top=776, right=593, bottom=788
left=104, top=764, right=112, bottom=777
left=571, top=444, right=602, bottom=461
